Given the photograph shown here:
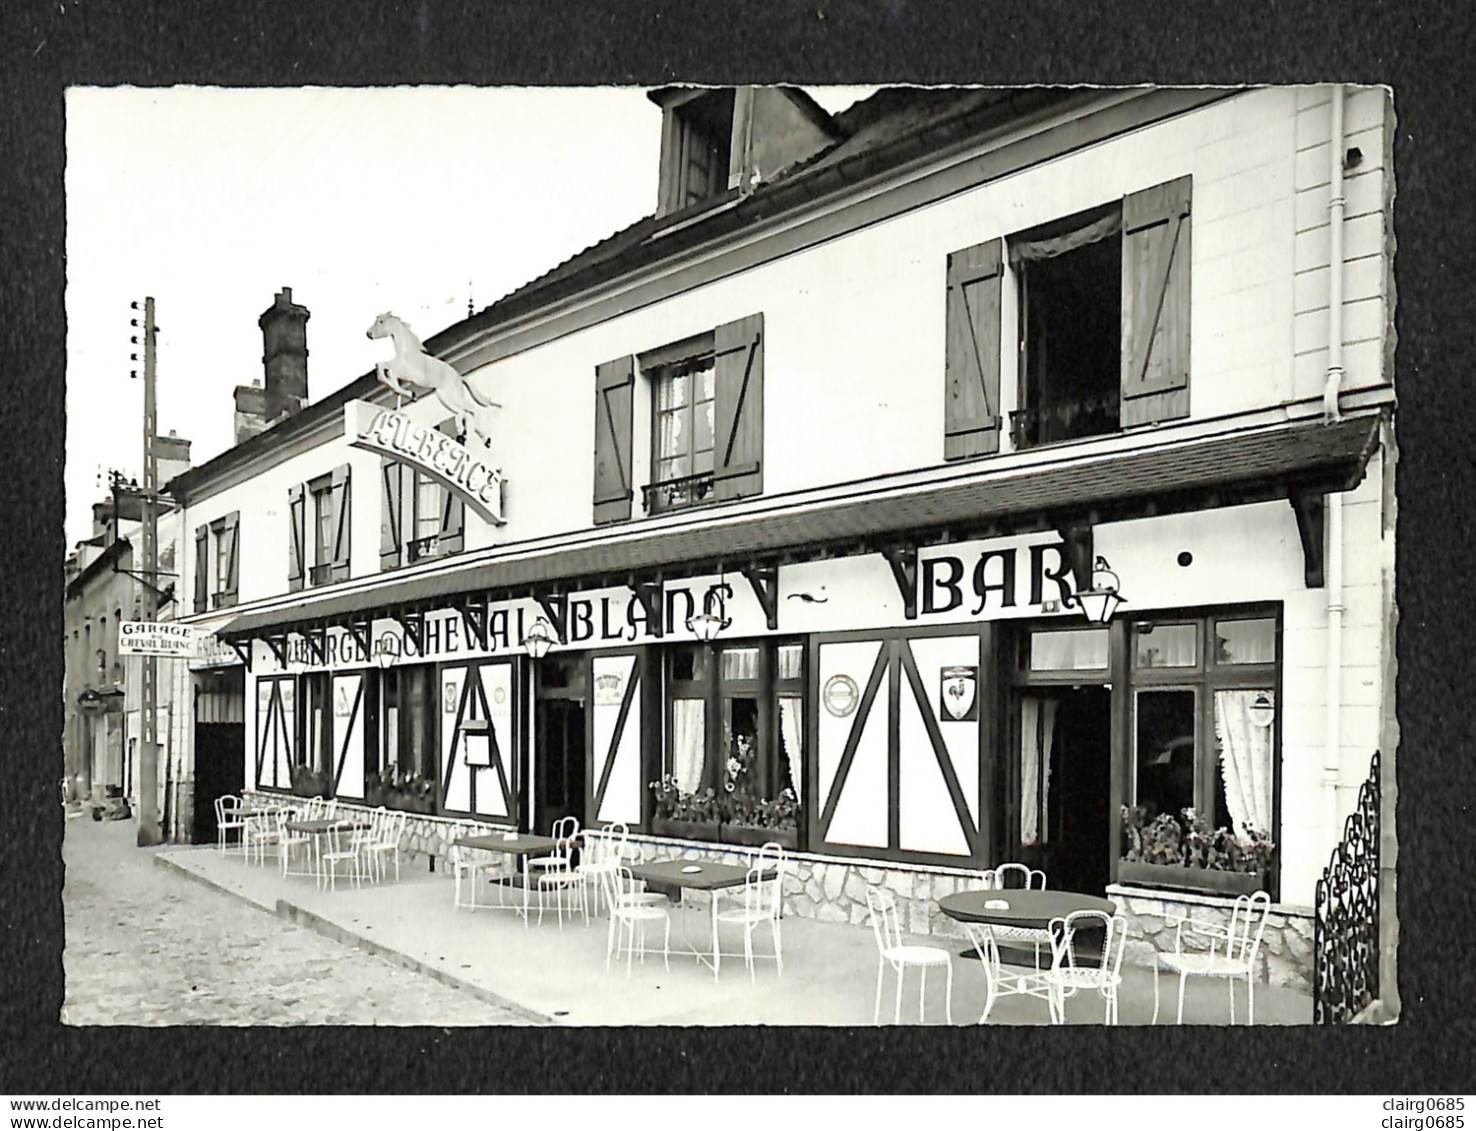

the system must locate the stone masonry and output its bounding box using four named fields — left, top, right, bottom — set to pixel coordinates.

left=250, top=792, right=1309, bottom=989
